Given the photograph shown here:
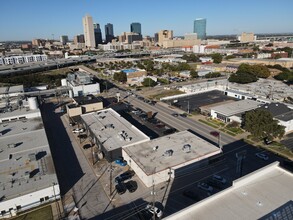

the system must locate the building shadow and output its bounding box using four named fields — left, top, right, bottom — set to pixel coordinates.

left=40, top=102, right=84, bottom=195
left=89, top=198, right=151, bottom=220
left=162, top=139, right=285, bottom=217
